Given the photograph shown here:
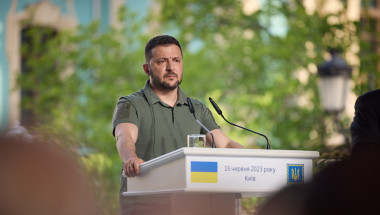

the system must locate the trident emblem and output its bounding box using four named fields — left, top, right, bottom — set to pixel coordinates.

left=291, top=168, right=300, bottom=181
